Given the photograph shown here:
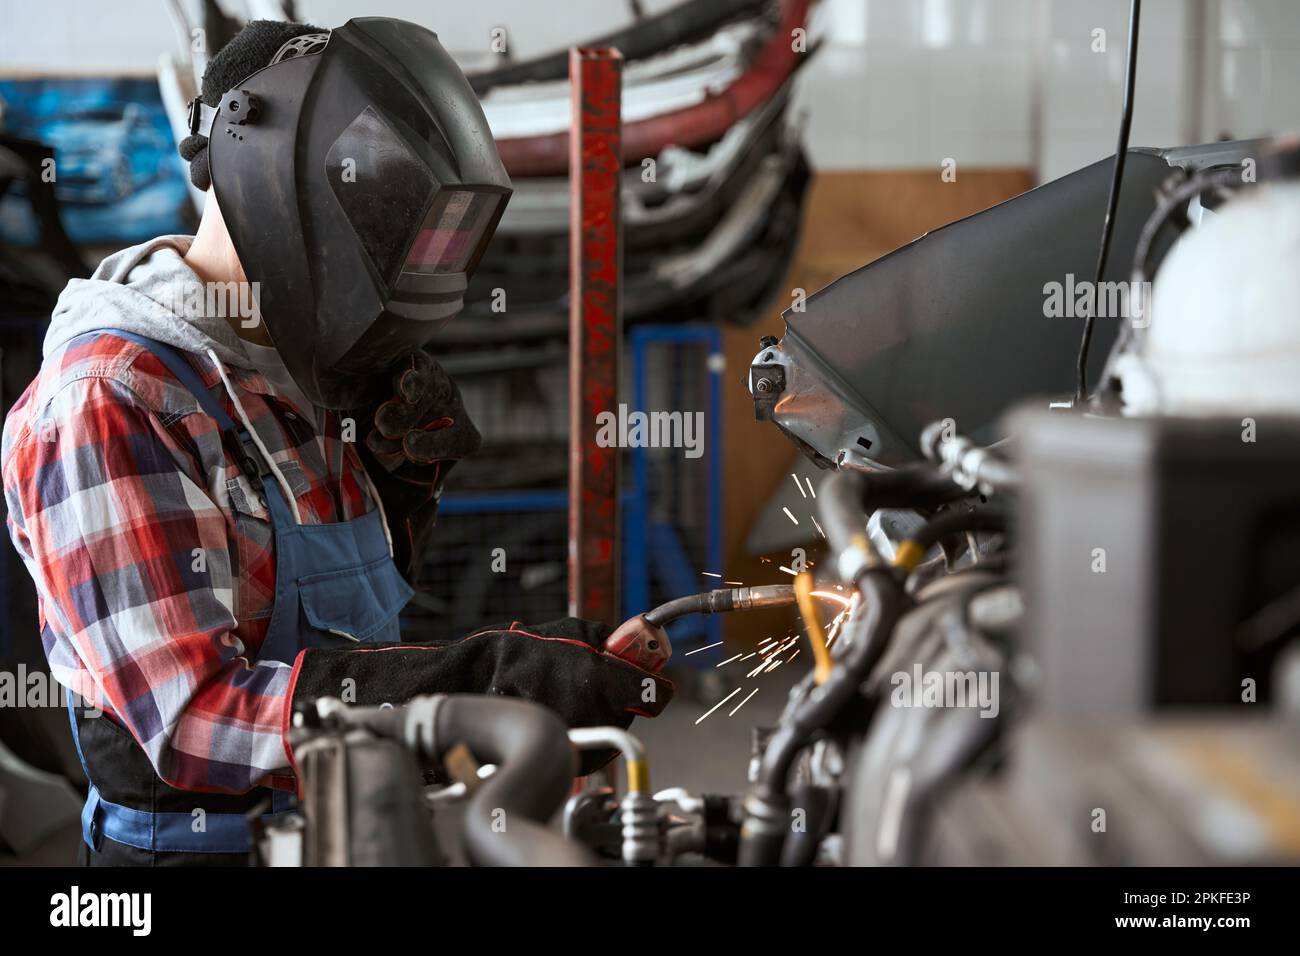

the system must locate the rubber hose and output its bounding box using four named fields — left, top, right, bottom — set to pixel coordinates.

left=909, top=510, right=1008, bottom=554
left=739, top=570, right=903, bottom=866
left=433, top=695, right=593, bottom=867
left=643, top=583, right=796, bottom=628
left=820, top=466, right=969, bottom=568
left=780, top=783, right=832, bottom=867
